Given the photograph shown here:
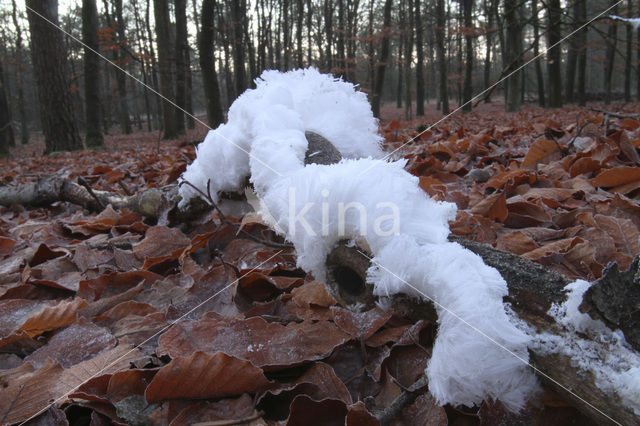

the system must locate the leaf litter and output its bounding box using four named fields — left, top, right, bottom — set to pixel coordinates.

left=1, top=104, right=639, bottom=424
